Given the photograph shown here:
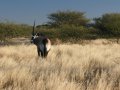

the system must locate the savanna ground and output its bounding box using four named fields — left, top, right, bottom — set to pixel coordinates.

left=0, top=40, right=120, bottom=90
